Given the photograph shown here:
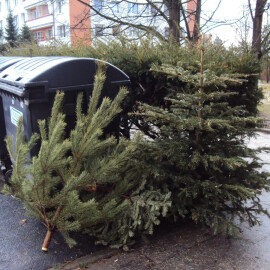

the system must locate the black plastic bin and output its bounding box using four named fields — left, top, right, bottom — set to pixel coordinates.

left=0, top=57, right=27, bottom=72
left=0, top=57, right=27, bottom=170
left=0, top=57, right=130, bottom=174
